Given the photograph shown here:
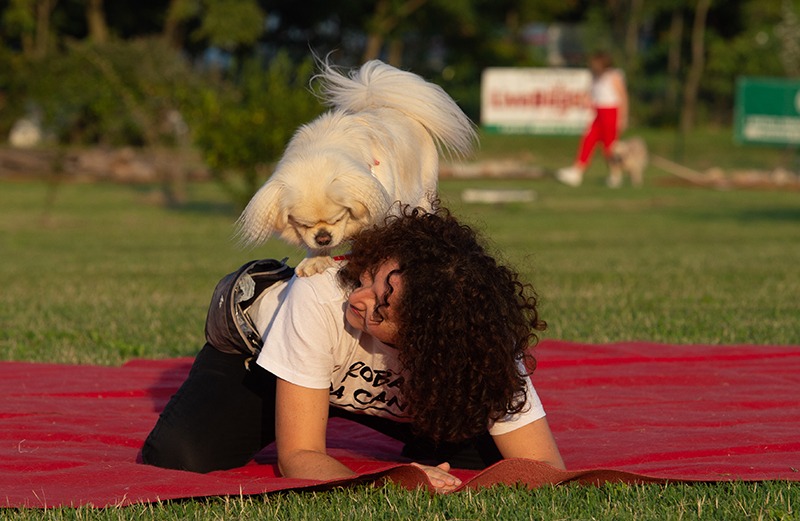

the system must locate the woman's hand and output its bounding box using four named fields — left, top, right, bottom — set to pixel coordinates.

left=410, top=462, right=462, bottom=493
